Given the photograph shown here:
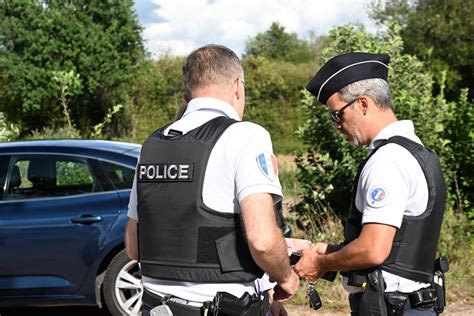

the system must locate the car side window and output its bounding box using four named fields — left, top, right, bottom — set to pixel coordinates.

left=4, top=155, right=102, bottom=200
left=56, top=159, right=98, bottom=195
left=100, top=161, right=135, bottom=190
left=0, top=155, right=11, bottom=200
